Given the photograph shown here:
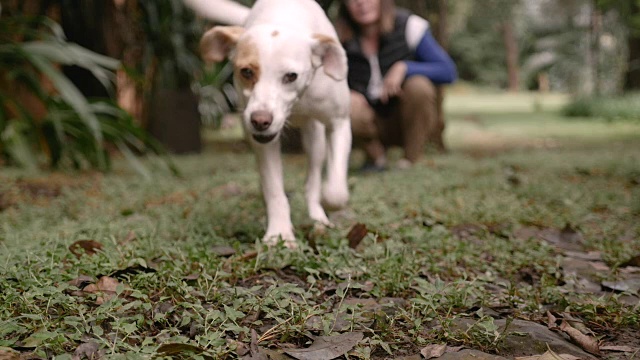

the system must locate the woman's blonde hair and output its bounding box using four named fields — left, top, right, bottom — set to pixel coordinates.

left=336, top=0, right=396, bottom=42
